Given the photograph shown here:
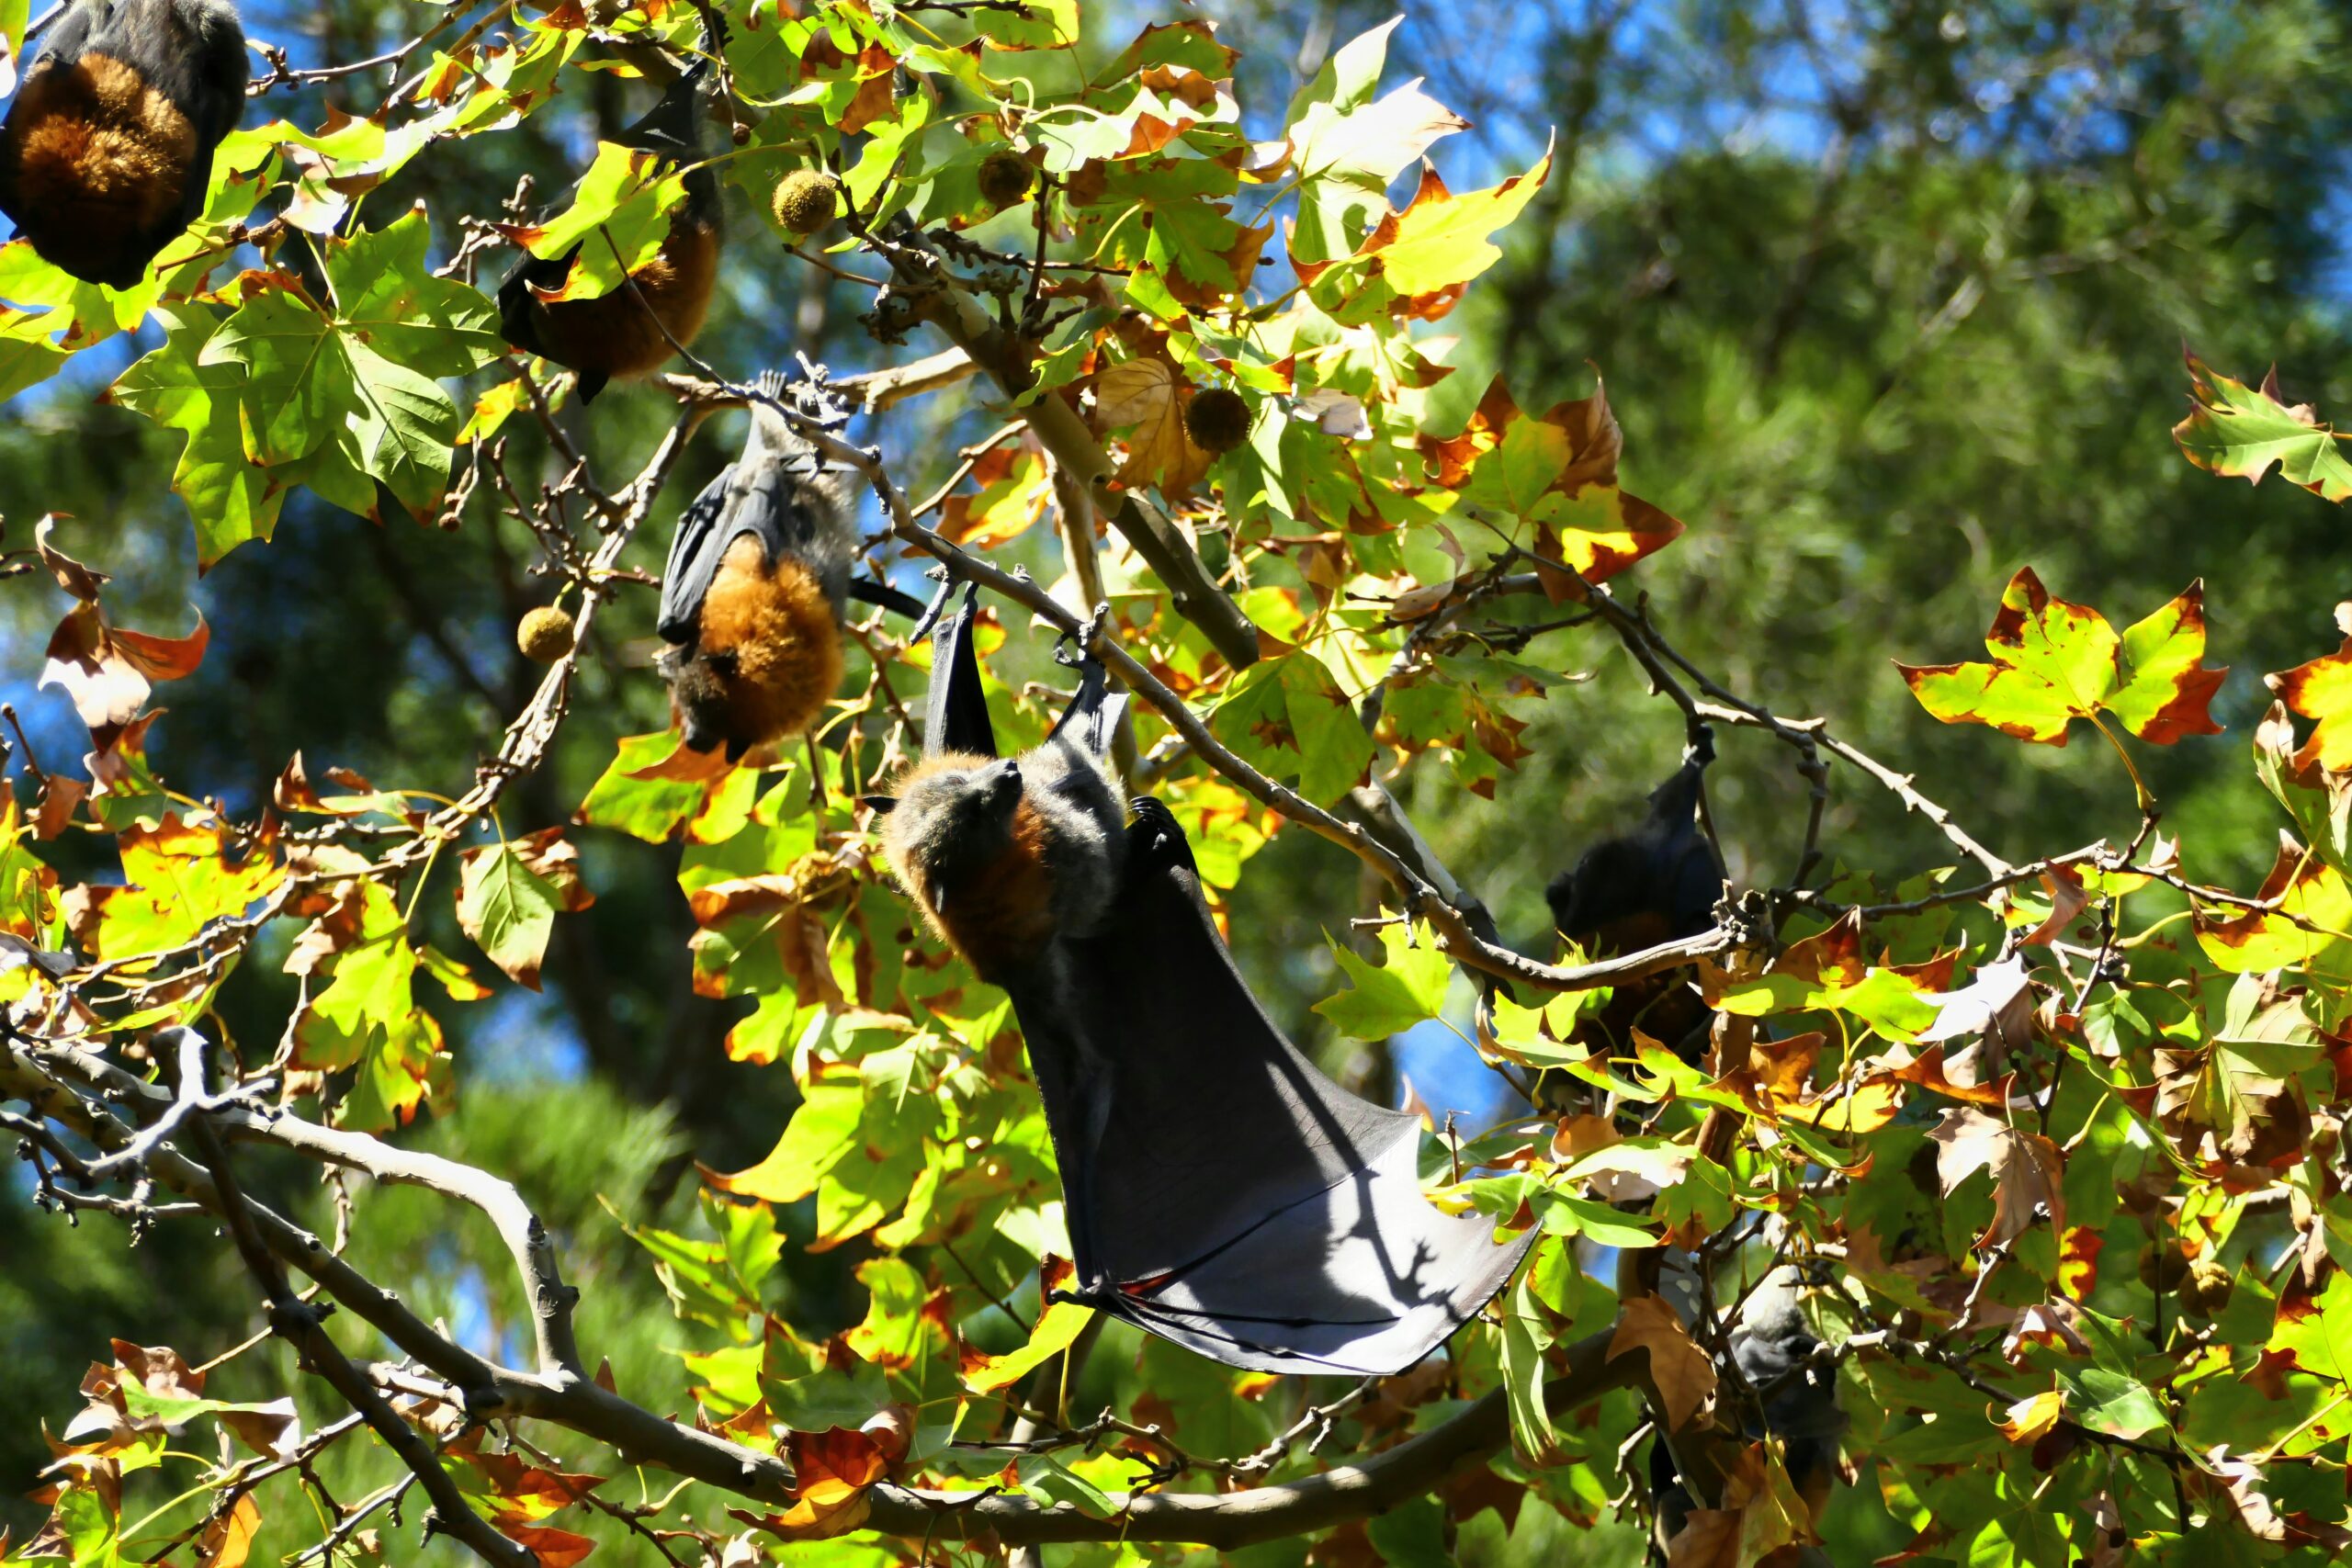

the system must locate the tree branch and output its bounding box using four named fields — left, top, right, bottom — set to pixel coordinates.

left=0, top=1029, right=1653, bottom=1550
left=861, top=1328, right=1639, bottom=1547
left=899, top=258, right=1264, bottom=672
left=183, top=1082, right=532, bottom=1566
